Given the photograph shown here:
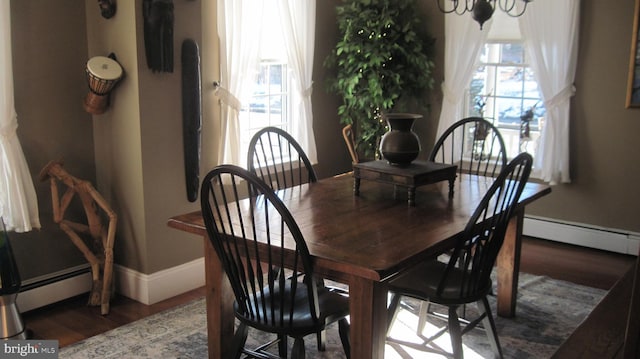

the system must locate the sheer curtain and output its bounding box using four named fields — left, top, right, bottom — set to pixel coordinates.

left=276, top=0, right=318, bottom=164
left=436, top=14, right=491, bottom=139
left=518, top=0, right=580, bottom=184
left=0, top=2, right=40, bottom=232
left=216, top=0, right=264, bottom=165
